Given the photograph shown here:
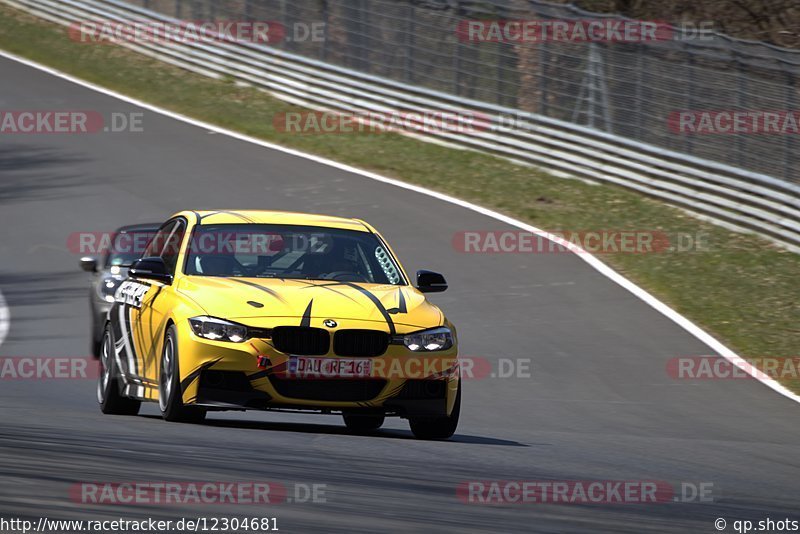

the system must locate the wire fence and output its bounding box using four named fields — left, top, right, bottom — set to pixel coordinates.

left=127, top=0, right=800, bottom=184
